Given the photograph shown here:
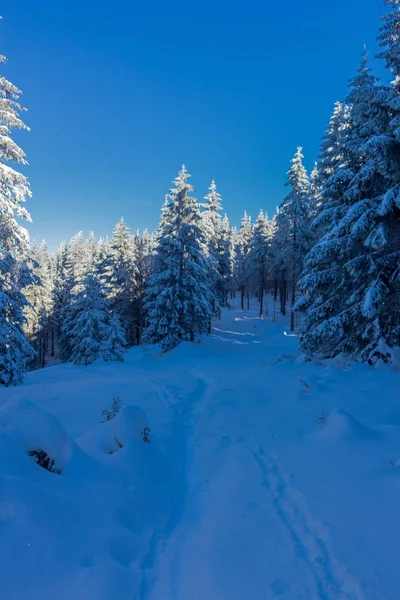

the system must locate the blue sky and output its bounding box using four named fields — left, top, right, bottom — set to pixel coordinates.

left=2, top=0, right=386, bottom=250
